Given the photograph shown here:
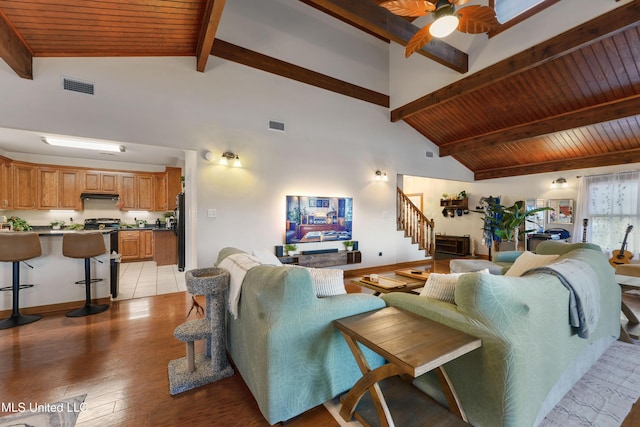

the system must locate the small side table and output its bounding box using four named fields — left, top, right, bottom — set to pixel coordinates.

left=168, top=267, right=234, bottom=395
left=615, top=273, right=640, bottom=342
left=334, top=307, right=481, bottom=427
